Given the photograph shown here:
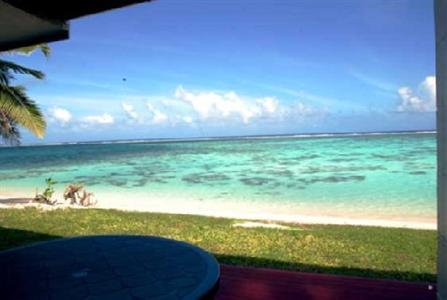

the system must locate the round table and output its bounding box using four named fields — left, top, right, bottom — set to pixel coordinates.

left=0, top=235, right=220, bottom=299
